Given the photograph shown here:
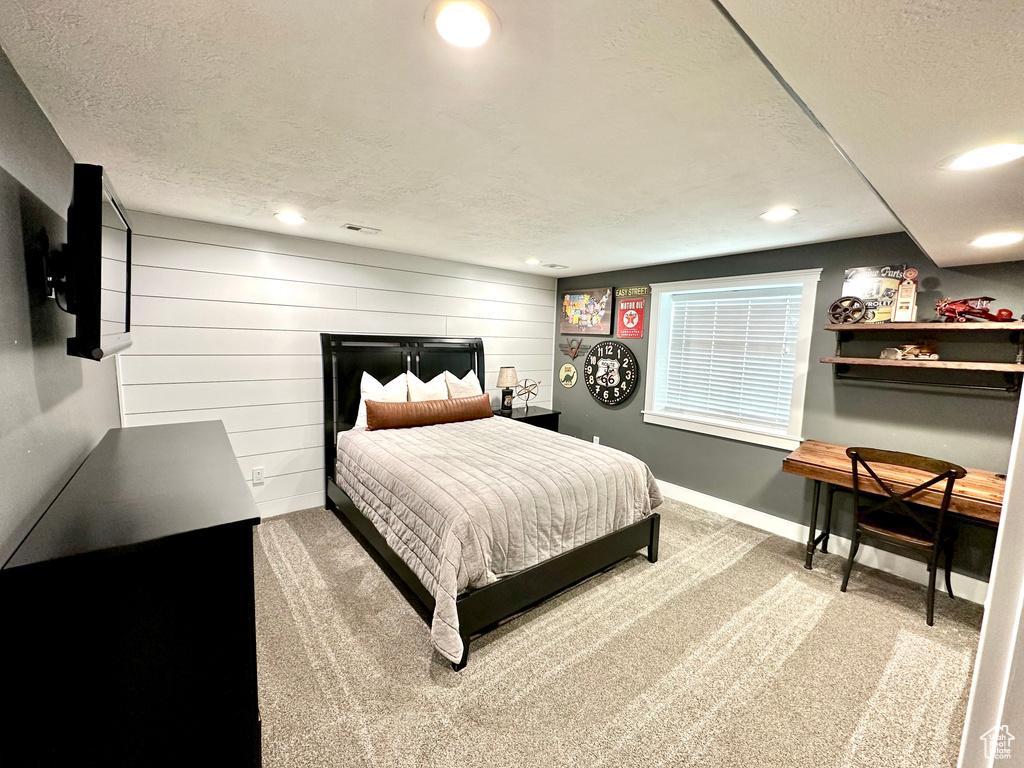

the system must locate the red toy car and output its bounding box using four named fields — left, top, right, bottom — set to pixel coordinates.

left=935, top=297, right=1016, bottom=323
